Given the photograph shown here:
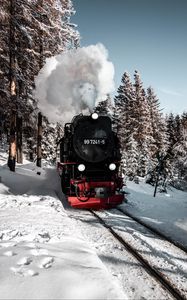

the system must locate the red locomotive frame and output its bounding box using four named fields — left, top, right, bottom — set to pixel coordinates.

left=57, top=161, right=124, bottom=209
